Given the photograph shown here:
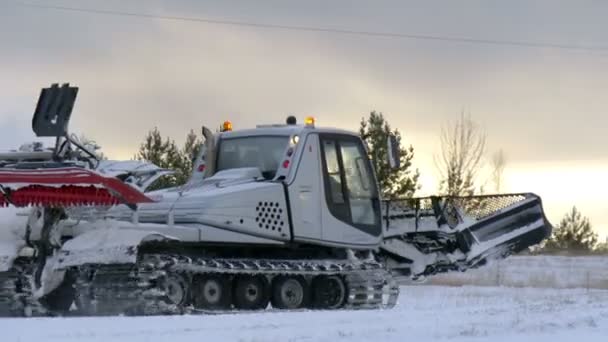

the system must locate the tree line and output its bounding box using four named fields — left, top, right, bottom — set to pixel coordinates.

left=130, top=112, right=606, bottom=254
